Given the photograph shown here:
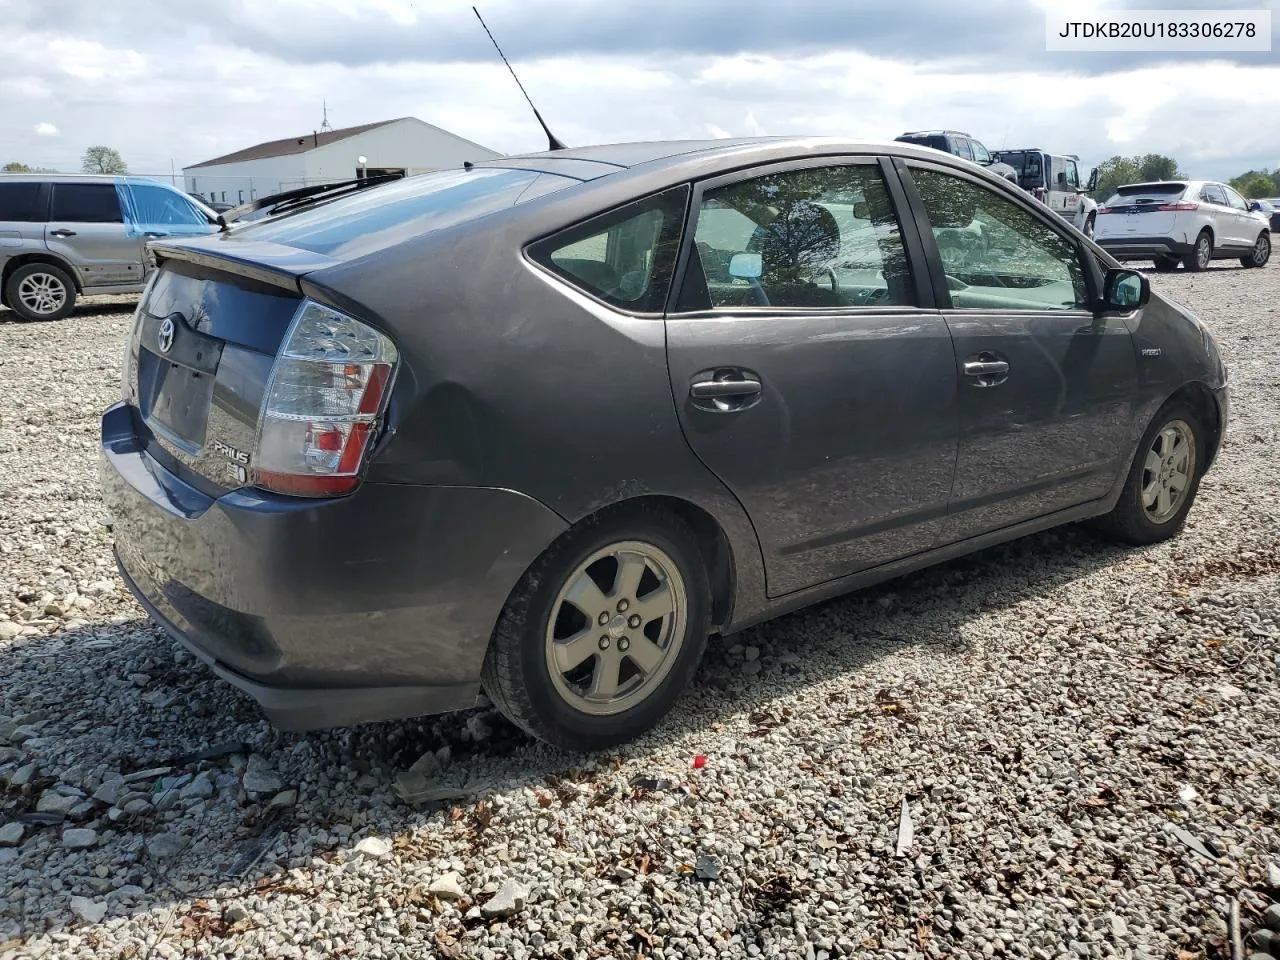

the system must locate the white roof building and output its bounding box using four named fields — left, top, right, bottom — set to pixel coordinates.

left=183, top=117, right=502, bottom=206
